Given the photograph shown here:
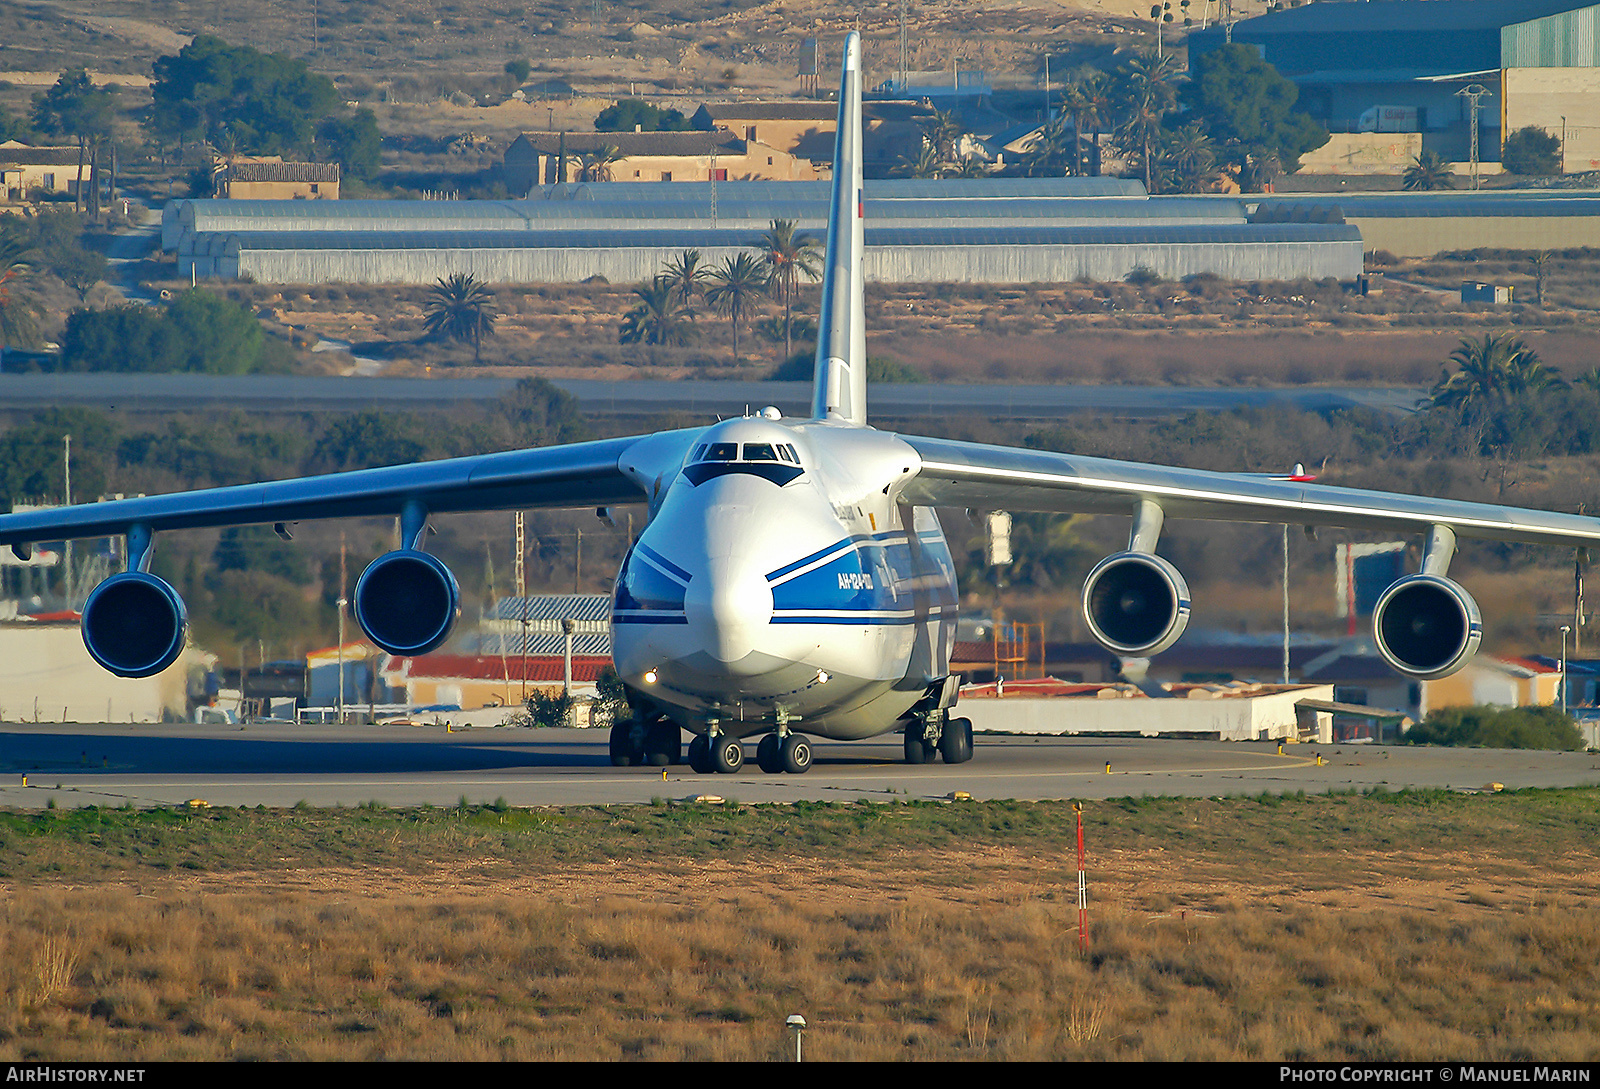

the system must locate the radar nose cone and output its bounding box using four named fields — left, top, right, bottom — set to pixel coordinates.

left=685, top=556, right=774, bottom=672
